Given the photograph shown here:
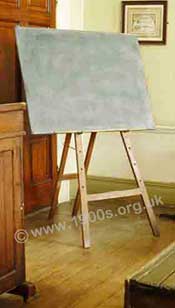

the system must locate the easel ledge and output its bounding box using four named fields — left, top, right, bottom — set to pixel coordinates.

left=48, top=131, right=160, bottom=249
